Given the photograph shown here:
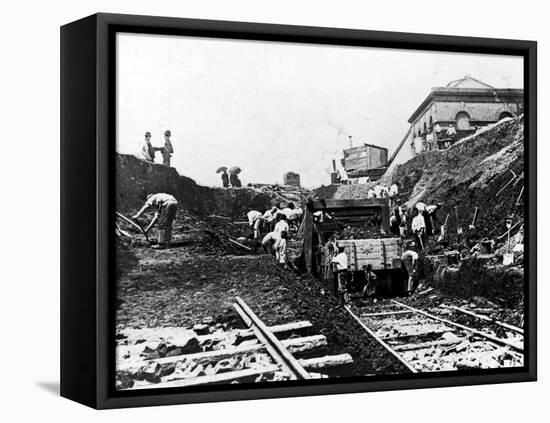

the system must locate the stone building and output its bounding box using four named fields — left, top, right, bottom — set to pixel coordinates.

left=408, top=75, right=523, bottom=155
